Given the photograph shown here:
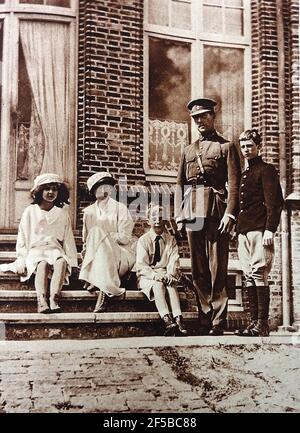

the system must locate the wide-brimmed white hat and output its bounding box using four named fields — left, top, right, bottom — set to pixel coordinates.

left=30, top=173, right=63, bottom=193
left=87, top=172, right=117, bottom=192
